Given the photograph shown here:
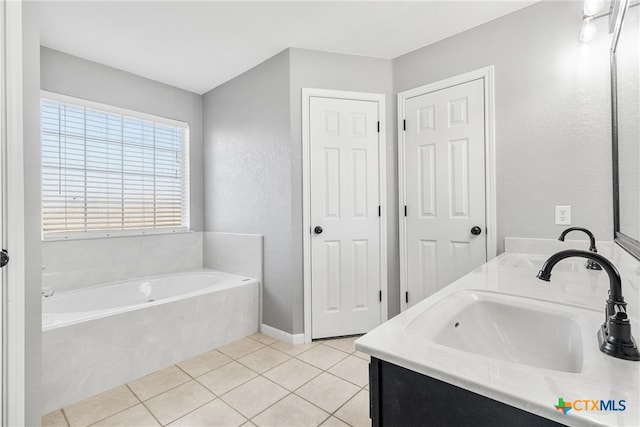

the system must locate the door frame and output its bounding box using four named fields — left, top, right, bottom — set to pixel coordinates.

left=302, top=88, right=388, bottom=343
left=1, top=0, right=27, bottom=424
left=397, top=66, right=497, bottom=312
